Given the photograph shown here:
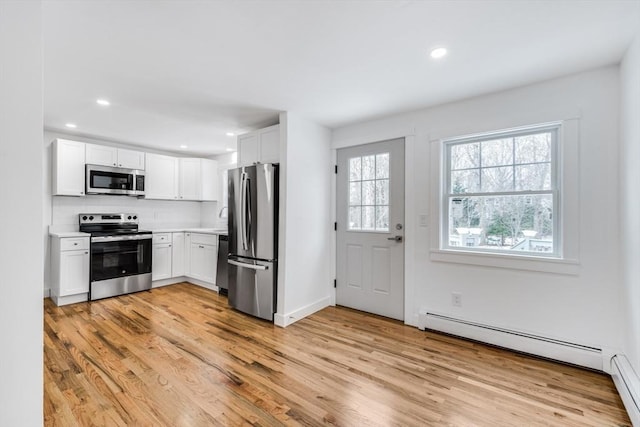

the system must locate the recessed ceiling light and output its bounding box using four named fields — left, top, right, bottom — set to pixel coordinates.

left=430, top=47, right=448, bottom=59
left=96, top=99, right=110, bottom=106
left=65, top=123, right=77, bottom=129
left=226, top=148, right=234, bottom=152
left=179, top=144, right=188, bottom=149
left=225, top=132, right=235, bottom=137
